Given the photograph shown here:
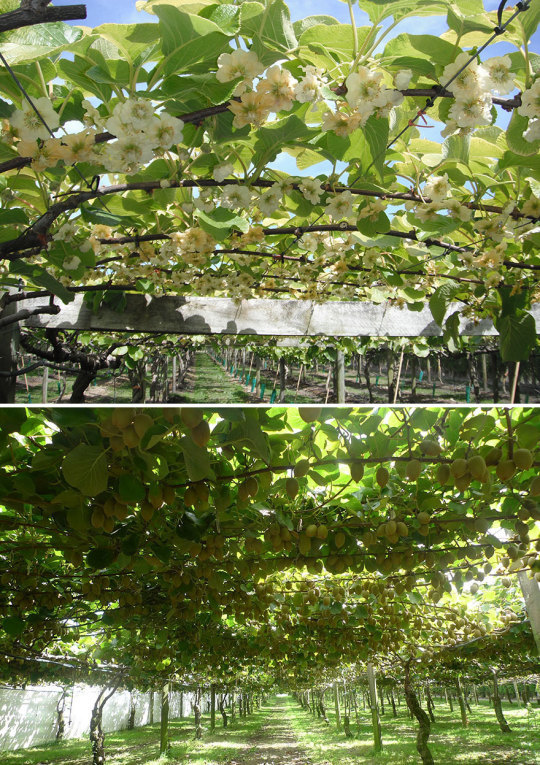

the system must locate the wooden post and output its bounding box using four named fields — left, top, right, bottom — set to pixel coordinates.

left=180, top=691, right=184, bottom=718
left=481, top=353, right=488, bottom=392
left=279, top=357, right=286, bottom=402
left=210, top=684, right=216, bottom=731
left=0, top=293, right=19, bottom=403
left=367, top=663, right=382, bottom=752
left=160, top=683, right=169, bottom=755
left=335, top=350, right=346, bottom=403
left=172, top=356, right=177, bottom=393
left=41, top=363, right=49, bottom=403
left=518, top=571, right=540, bottom=655
left=334, top=682, right=341, bottom=728
left=149, top=690, right=154, bottom=725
